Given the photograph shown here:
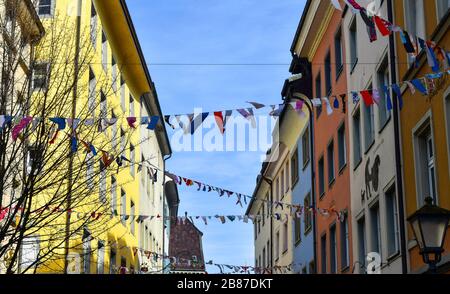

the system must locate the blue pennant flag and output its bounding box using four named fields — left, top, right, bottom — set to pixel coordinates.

left=382, top=85, right=393, bottom=111
left=411, top=79, right=428, bottom=95
left=392, top=84, right=403, bottom=110
left=147, top=116, right=159, bottom=130
left=49, top=117, right=66, bottom=130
